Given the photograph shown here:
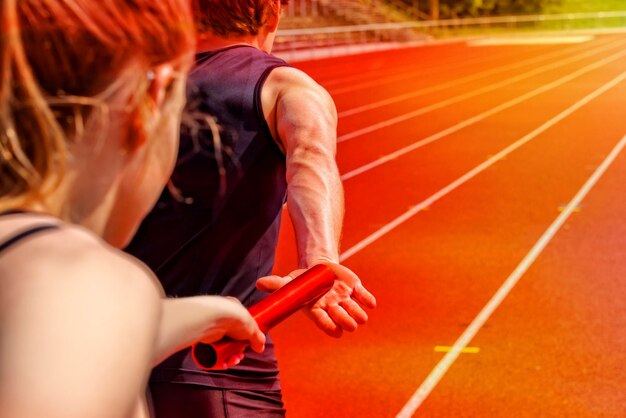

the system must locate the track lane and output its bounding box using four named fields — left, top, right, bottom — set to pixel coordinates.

left=335, top=40, right=626, bottom=173
left=293, top=42, right=526, bottom=87
left=409, top=81, right=626, bottom=418
left=413, top=161, right=626, bottom=415
left=271, top=34, right=626, bottom=418
left=335, top=38, right=619, bottom=141
left=339, top=50, right=626, bottom=252
left=328, top=40, right=612, bottom=127
left=276, top=73, right=626, bottom=418
left=334, top=38, right=609, bottom=119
